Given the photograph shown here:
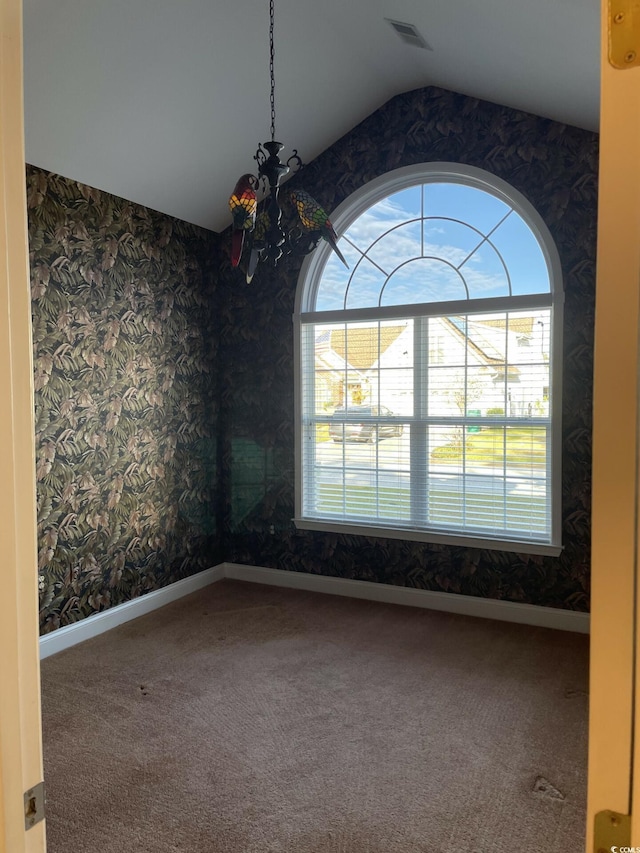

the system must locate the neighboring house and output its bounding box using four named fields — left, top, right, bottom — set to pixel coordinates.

left=313, top=329, right=369, bottom=409
left=315, top=313, right=549, bottom=419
